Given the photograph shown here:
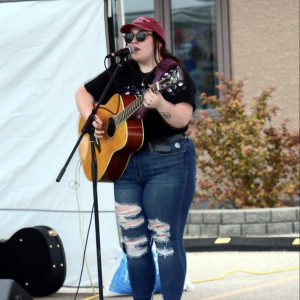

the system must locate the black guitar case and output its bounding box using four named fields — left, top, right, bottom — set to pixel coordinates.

left=0, top=226, right=66, bottom=297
